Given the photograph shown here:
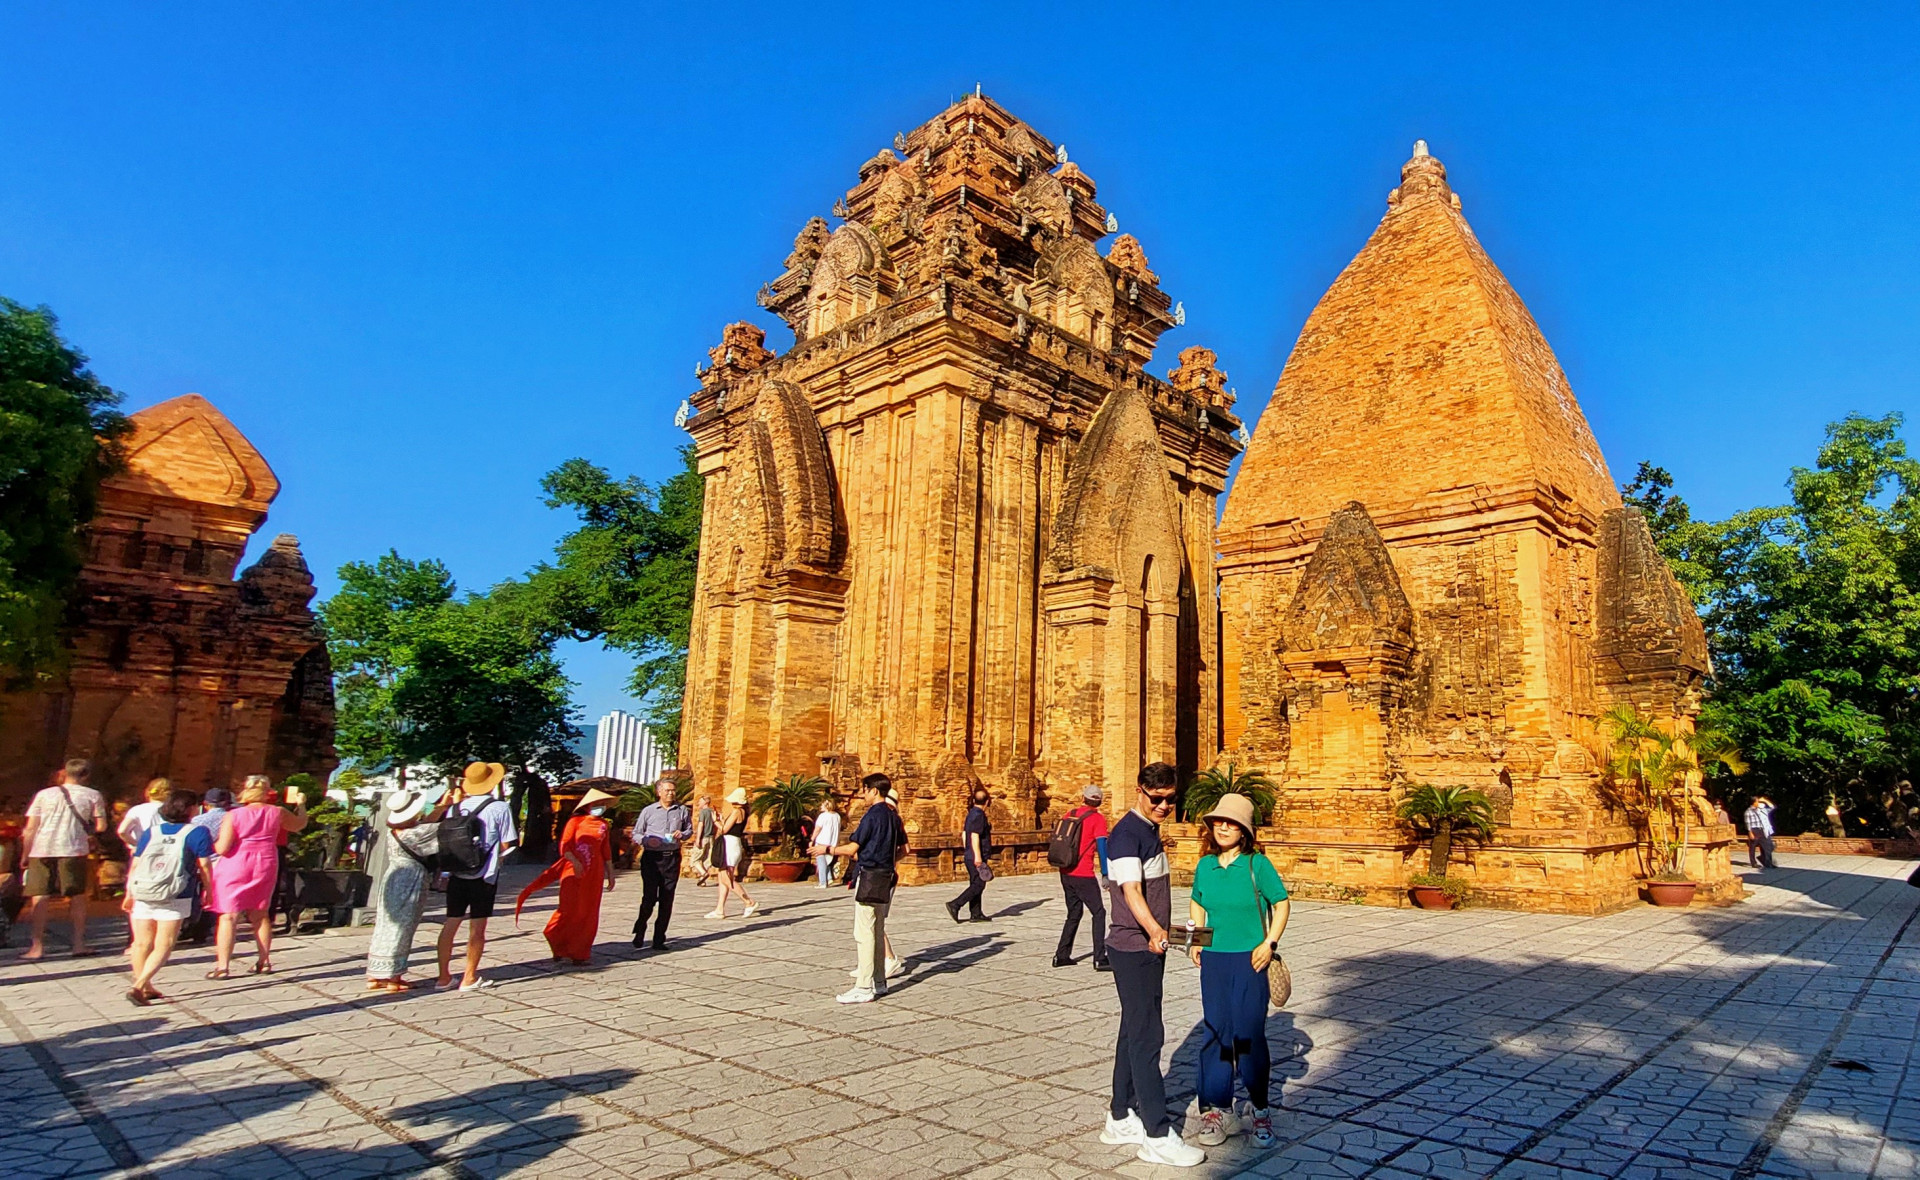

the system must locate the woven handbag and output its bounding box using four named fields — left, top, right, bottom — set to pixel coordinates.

left=1266, top=955, right=1293, bottom=1008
